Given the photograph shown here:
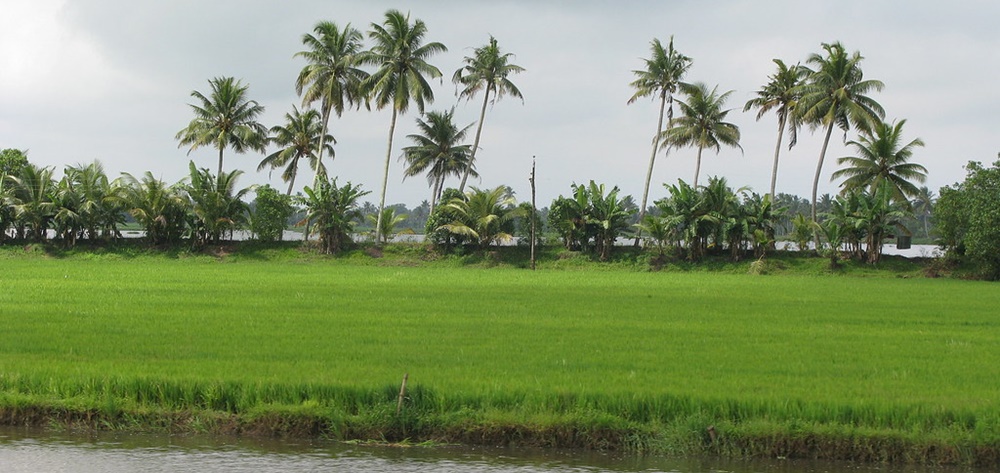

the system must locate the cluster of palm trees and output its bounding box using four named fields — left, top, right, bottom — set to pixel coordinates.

left=641, top=178, right=779, bottom=261
left=175, top=10, right=524, bottom=247
left=0, top=155, right=261, bottom=247
left=628, top=38, right=928, bottom=261
left=548, top=182, right=636, bottom=260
